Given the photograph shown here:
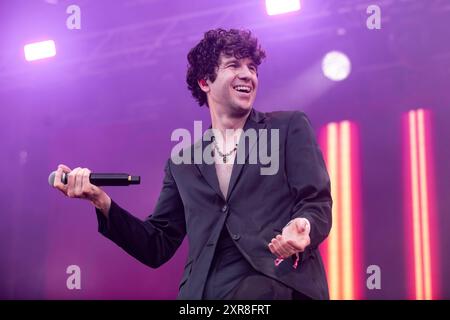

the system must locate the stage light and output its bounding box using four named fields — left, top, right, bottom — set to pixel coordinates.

left=405, top=109, right=438, bottom=300
left=321, top=121, right=361, bottom=300
left=265, top=0, right=301, bottom=16
left=24, top=40, right=56, bottom=62
left=322, top=51, right=351, bottom=81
